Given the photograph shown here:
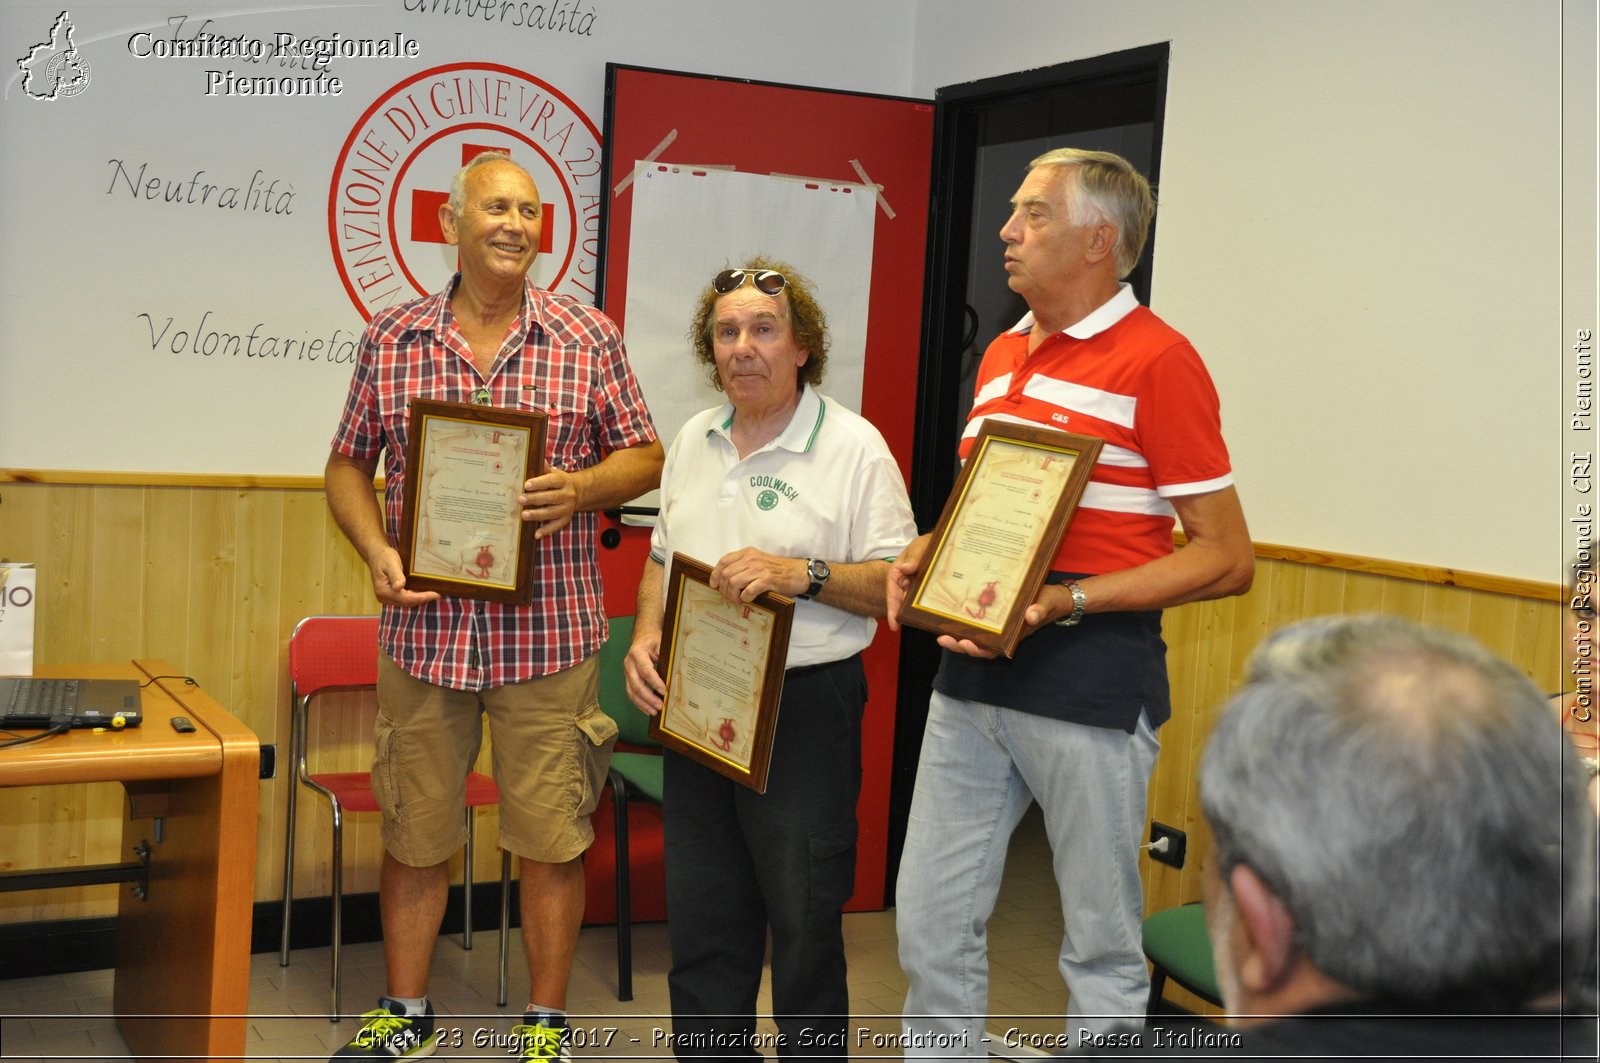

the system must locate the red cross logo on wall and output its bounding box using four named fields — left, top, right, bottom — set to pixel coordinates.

left=408, top=143, right=556, bottom=258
